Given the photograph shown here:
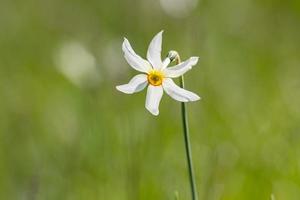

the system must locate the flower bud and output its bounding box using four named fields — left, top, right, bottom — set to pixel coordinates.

left=167, top=50, right=179, bottom=62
